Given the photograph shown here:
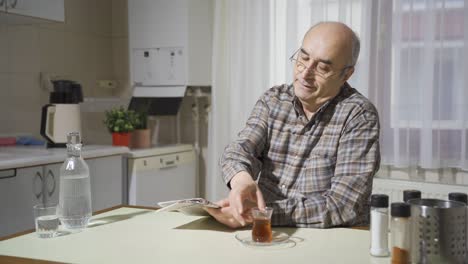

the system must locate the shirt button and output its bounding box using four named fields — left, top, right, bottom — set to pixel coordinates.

left=281, top=184, right=286, bottom=189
